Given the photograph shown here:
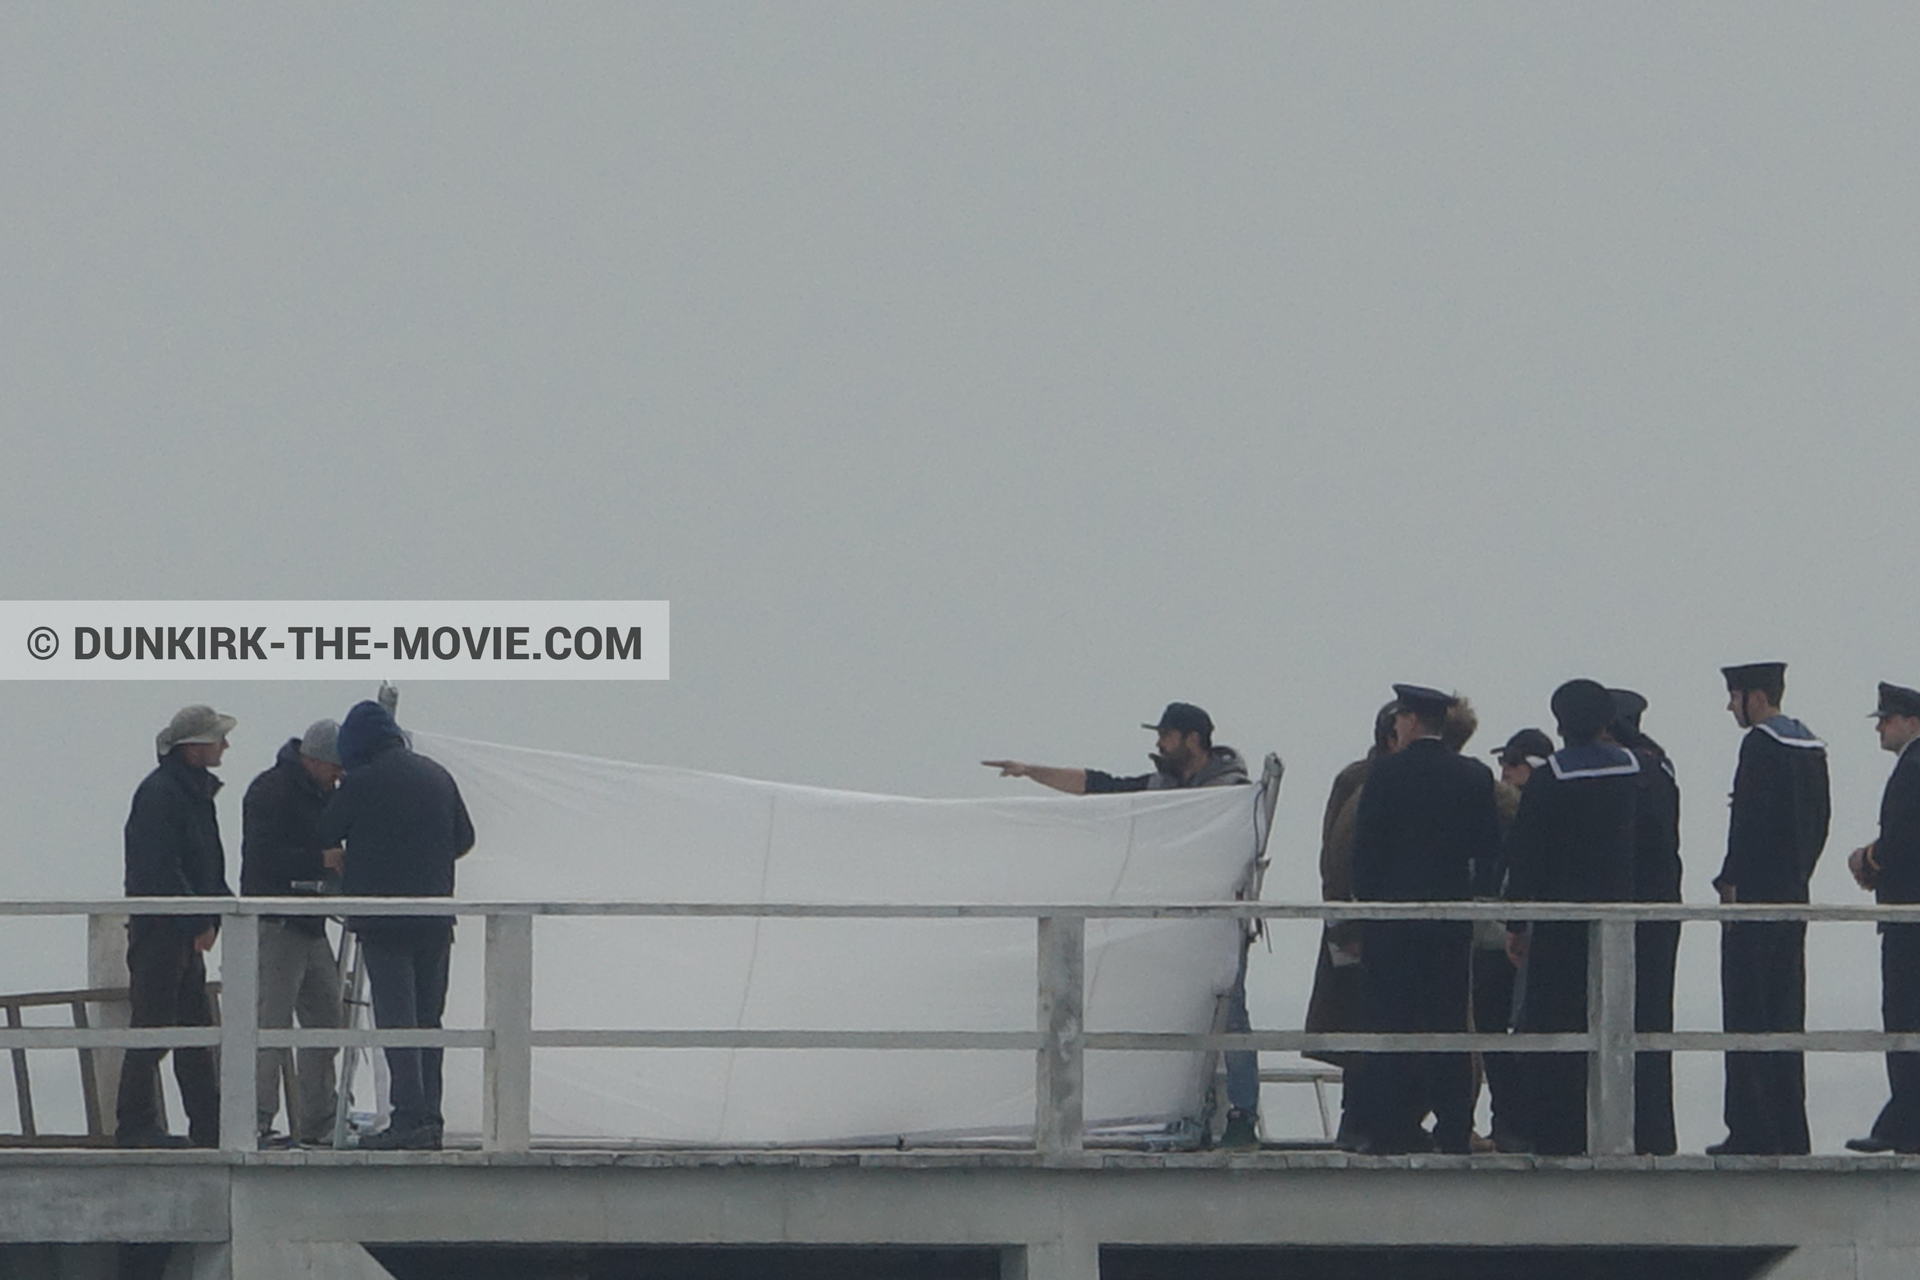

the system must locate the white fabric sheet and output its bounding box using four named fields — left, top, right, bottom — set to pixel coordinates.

left=409, top=733, right=1263, bottom=1144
